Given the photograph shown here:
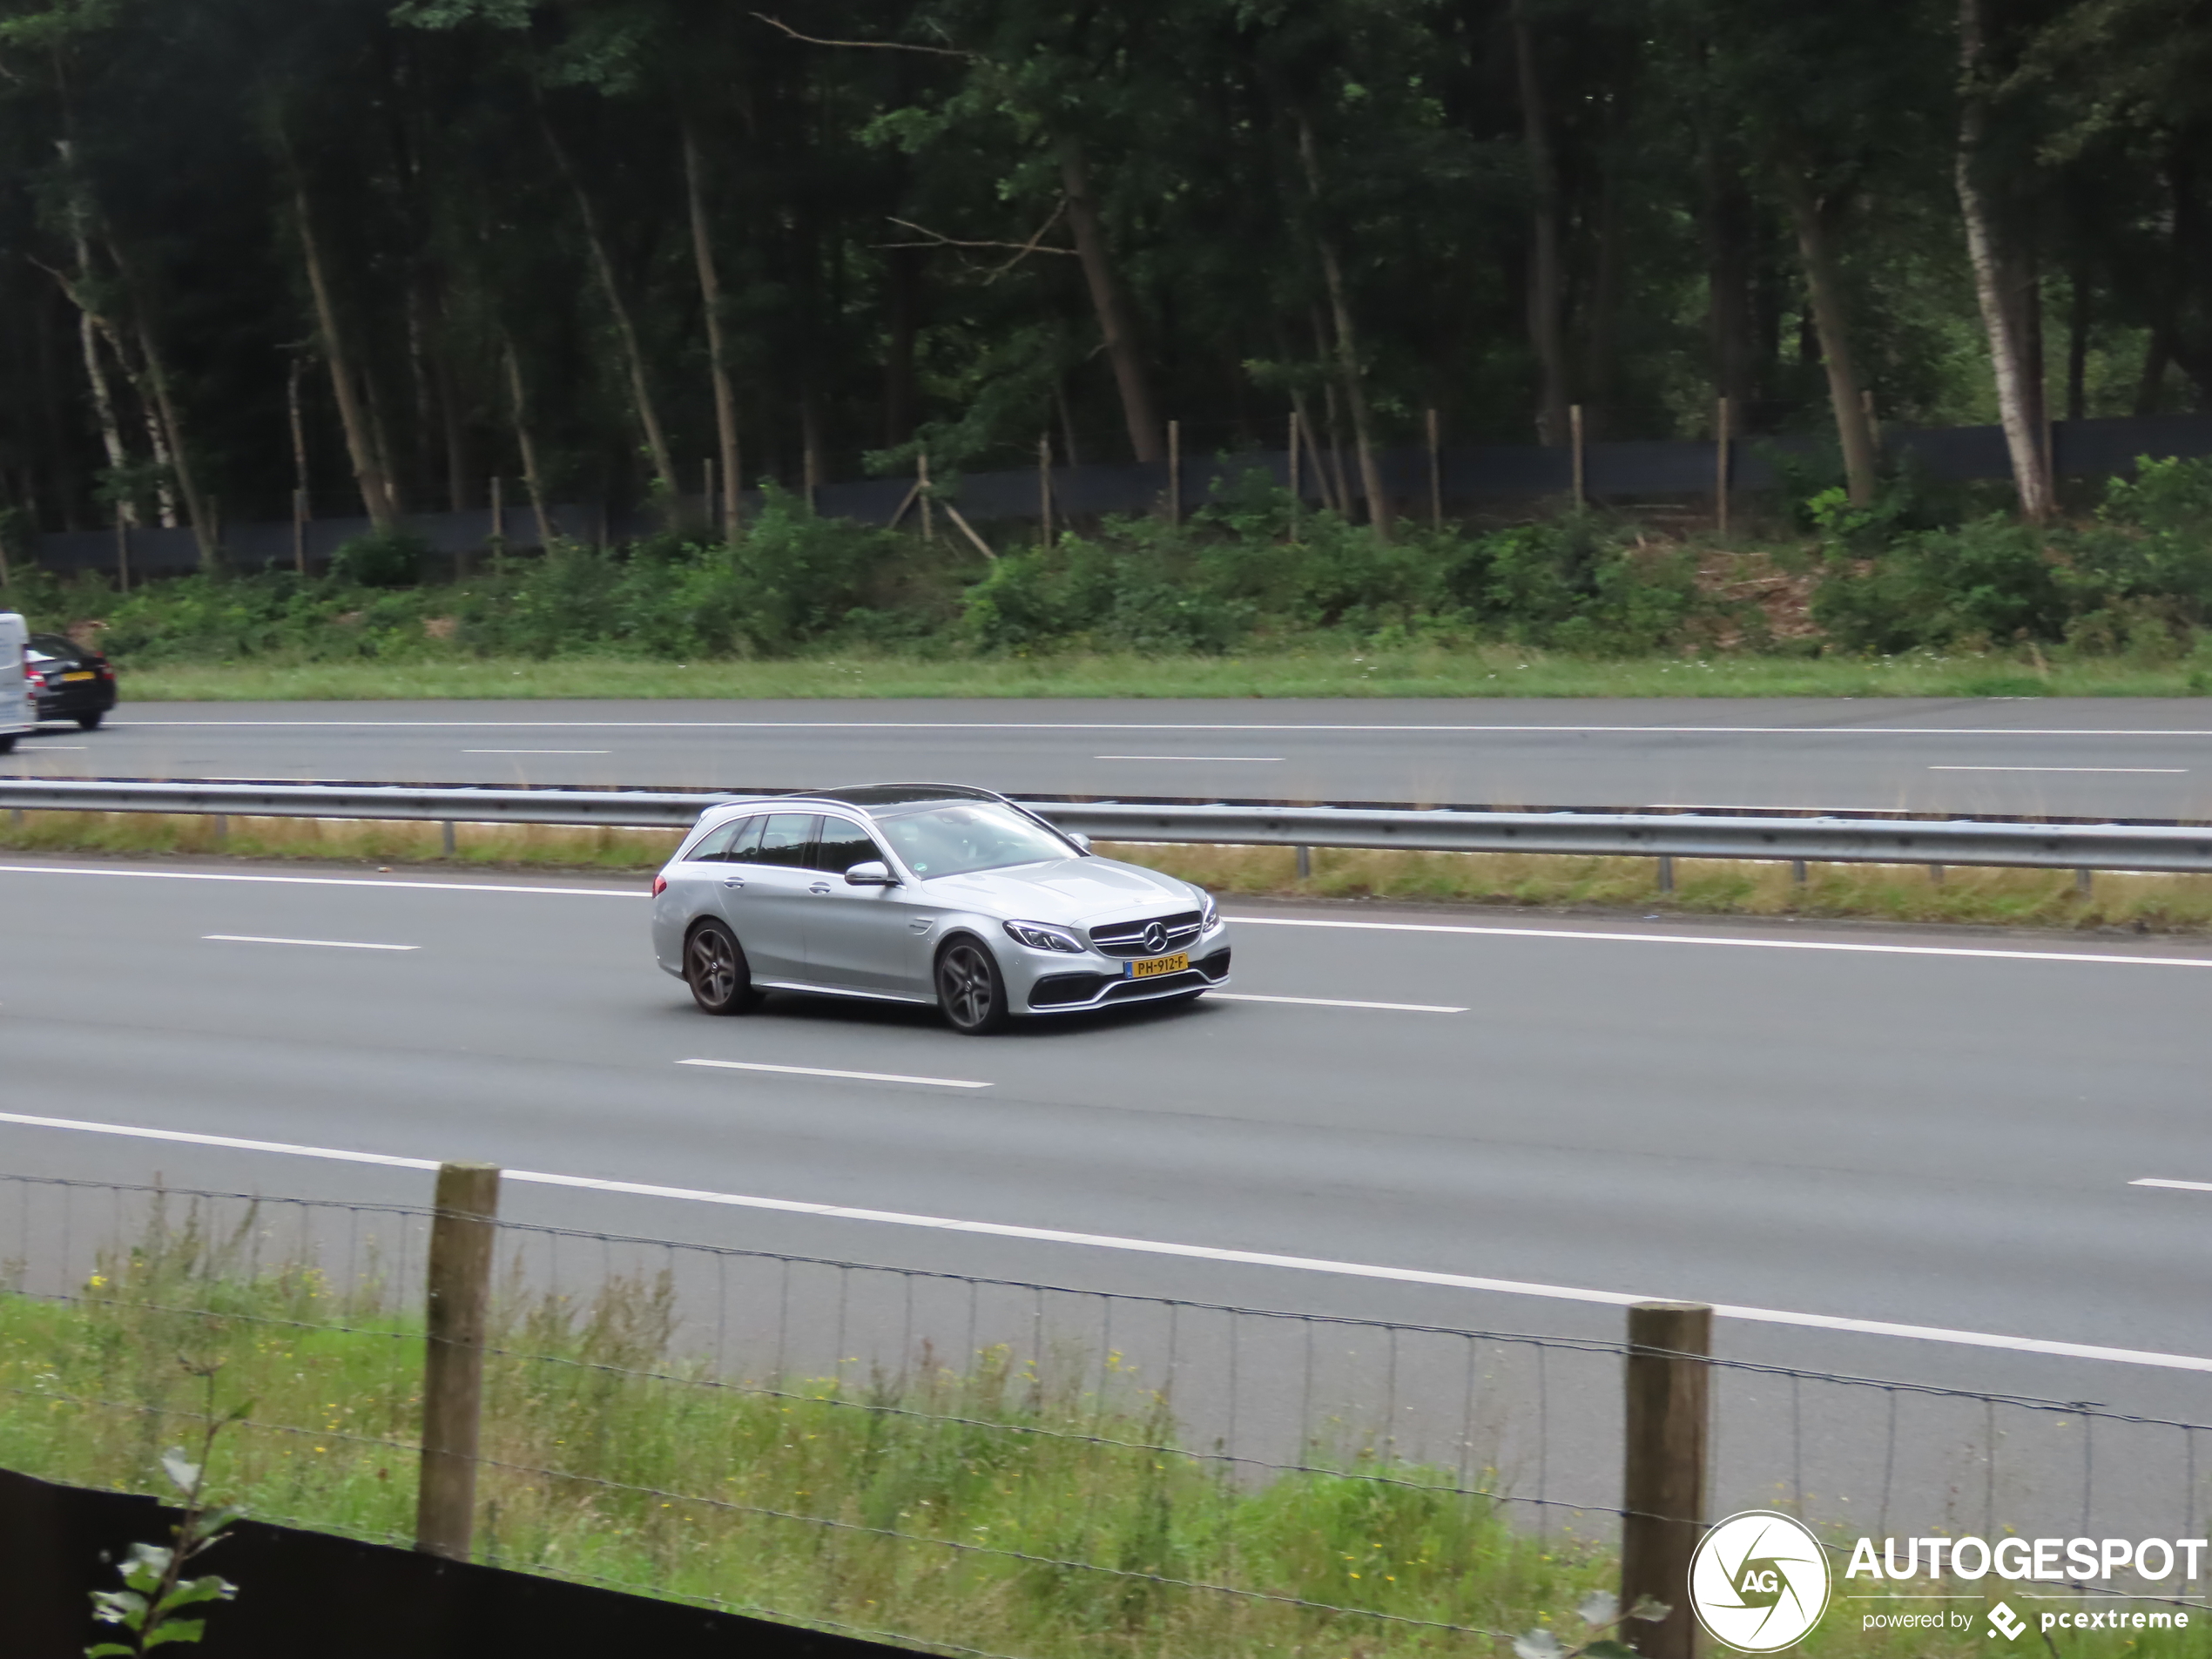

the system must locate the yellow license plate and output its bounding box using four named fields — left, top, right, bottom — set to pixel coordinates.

left=1126, top=953, right=1189, bottom=979
left=61, top=671, right=93, bottom=682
